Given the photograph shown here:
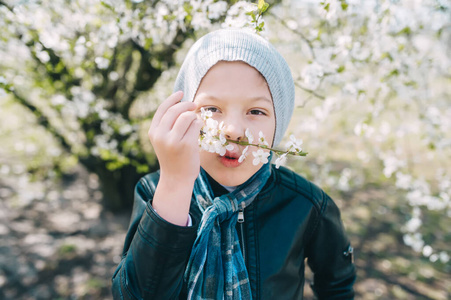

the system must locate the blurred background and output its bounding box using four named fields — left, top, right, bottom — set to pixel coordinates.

left=0, top=0, right=450, bottom=299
